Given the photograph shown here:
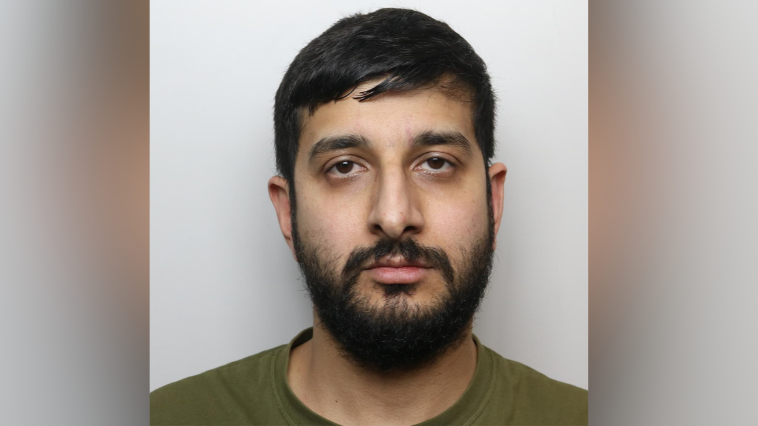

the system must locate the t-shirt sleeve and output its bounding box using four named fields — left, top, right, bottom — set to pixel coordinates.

left=494, top=353, right=588, bottom=425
